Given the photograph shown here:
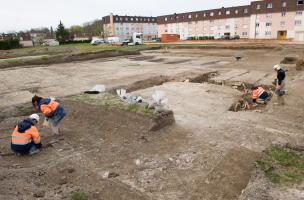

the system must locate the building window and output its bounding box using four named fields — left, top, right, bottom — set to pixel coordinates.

left=195, top=14, right=199, bottom=18
left=297, top=1, right=303, bottom=5
left=257, top=4, right=261, bottom=10
left=182, top=15, right=185, bottom=19
left=280, top=21, right=286, bottom=26
left=120, top=17, right=123, bottom=21
left=244, top=8, right=248, bottom=13
left=242, top=32, right=248, bottom=36
left=225, top=25, right=230, bottom=30
left=115, top=17, right=119, bottom=21
left=165, top=17, right=168, bottom=21
left=267, top=3, right=273, bottom=8
left=243, top=24, right=248, bottom=29
left=266, top=22, right=272, bottom=27
left=235, top=24, right=238, bottom=28
left=282, top=12, right=286, bottom=17
left=210, top=12, right=214, bottom=16
left=219, top=11, right=221, bottom=15
left=125, top=18, right=128, bottom=21
left=282, top=1, right=287, bottom=7
left=188, top=14, right=192, bottom=19
left=131, top=18, right=134, bottom=21
left=203, top=13, right=206, bottom=17
left=295, top=20, right=302, bottom=26
left=265, top=31, right=271, bottom=36
left=226, top=10, right=230, bottom=15
left=235, top=10, right=239, bottom=14
left=296, top=11, right=303, bottom=16
left=266, top=14, right=272, bottom=18
left=136, top=18, right=139, bottom=21
left=256, top=23, right=260, bottom=27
